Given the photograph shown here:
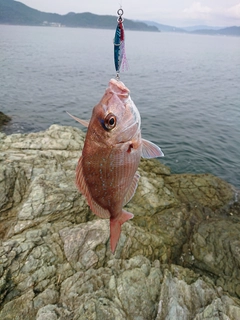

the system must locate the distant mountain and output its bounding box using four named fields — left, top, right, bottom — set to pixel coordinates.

left=183, top=25, right=223, bottom=32
left=144, top=19, right=240, bottom=36
left=1, top=0, right=239, bottom=36
left=143, top=20, right=186, bottom=33
left=0, top=0, right=158, bottom=31
left=191, top=26, right=240, bottom=36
